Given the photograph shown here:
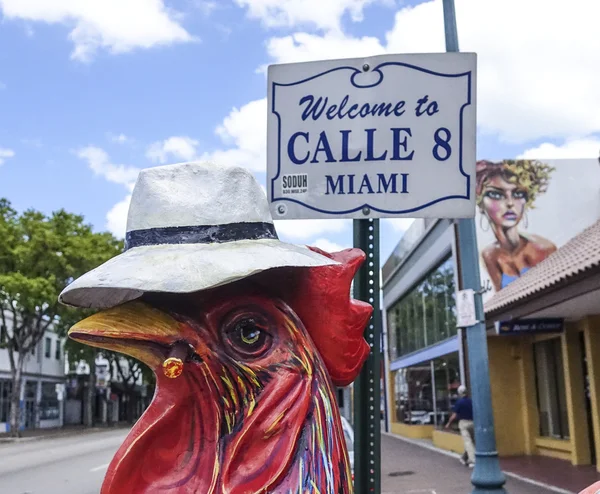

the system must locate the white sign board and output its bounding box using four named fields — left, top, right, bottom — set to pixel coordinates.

left=267, top=53, right=477, bottom=220
left=456, top=289, right=477, bottom=327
